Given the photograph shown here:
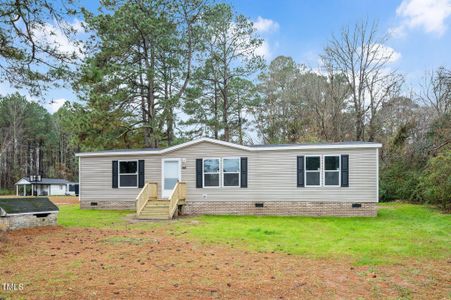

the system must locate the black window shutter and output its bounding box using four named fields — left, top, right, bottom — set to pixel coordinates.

left=112, top=160, right=118, bottom=188
left=138, top=160, right=145, bottom=188
left=196, top=159, right=203, bottom=188
left=297, top=156, right=304, bottom=187
left=341, top=154, right=349, bottom=187
left=240, top=157, right=248, bottom=188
